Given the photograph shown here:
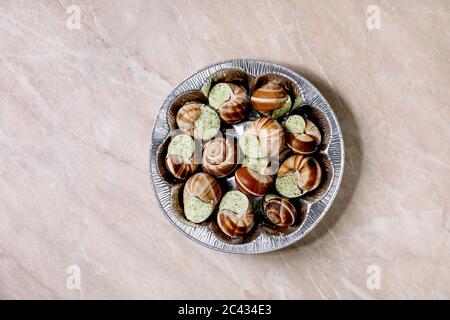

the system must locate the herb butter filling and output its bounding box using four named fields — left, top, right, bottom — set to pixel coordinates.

left=271, top=95, right=292, bottom=118
left=243, top=156, right=269, bottom=174
left=195, top=105, right=221, bottom=140
left=219, top=190, right=249, bottom=215
left=168, top=134, right=195, bottom=159
left=239, top=133, right=263, bottom=158
left=264, top=193, right=281, bottom=202
left=184, top=196, right=214, bottom=223
left=208, top=83, right=232, bottom=109
left=285, top=115, right=306, bottom=133
left=275, top=174, right=302, bottom=198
